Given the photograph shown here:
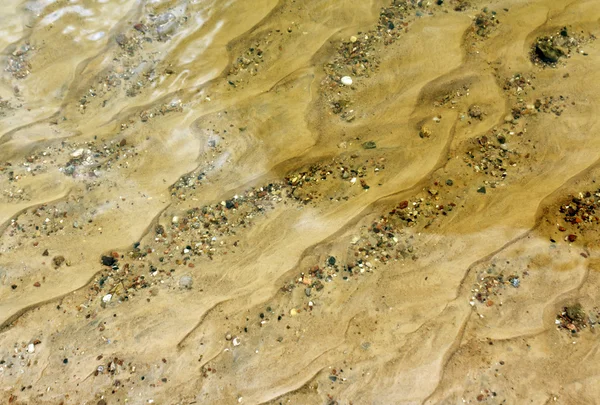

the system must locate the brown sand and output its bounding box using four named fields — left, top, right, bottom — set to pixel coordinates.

left=1, top=0, right=600, bottom=403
